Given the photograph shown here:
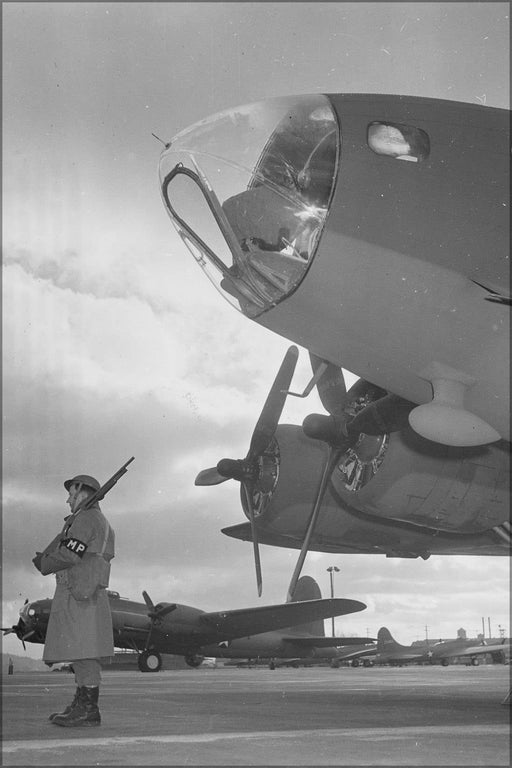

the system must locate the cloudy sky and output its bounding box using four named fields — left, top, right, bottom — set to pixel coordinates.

left=3, top=2, right=510, bottom=658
